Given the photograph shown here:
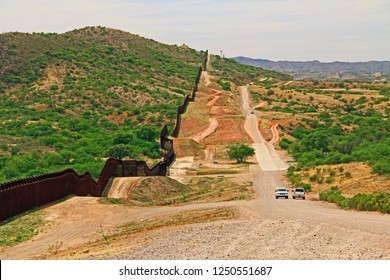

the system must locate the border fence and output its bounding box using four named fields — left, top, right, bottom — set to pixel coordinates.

left=0, top=50, right=208, bottom=222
